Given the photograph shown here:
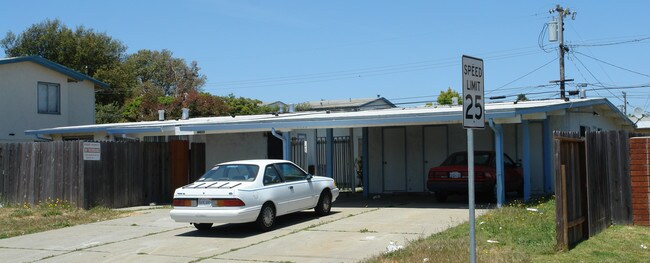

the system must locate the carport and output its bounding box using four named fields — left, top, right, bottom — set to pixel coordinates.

left=178, top=98, right=633, bottom=206
left=26, top=98, right=633, bottom=207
